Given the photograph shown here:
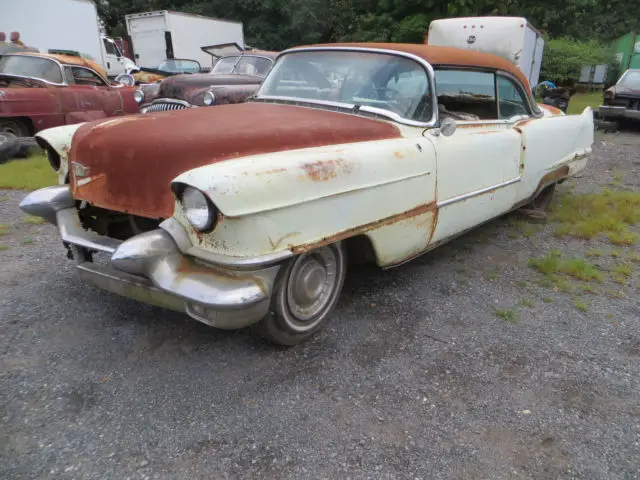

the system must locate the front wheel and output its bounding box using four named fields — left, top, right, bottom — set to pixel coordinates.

left=253, top=242, right=347, bottom=346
